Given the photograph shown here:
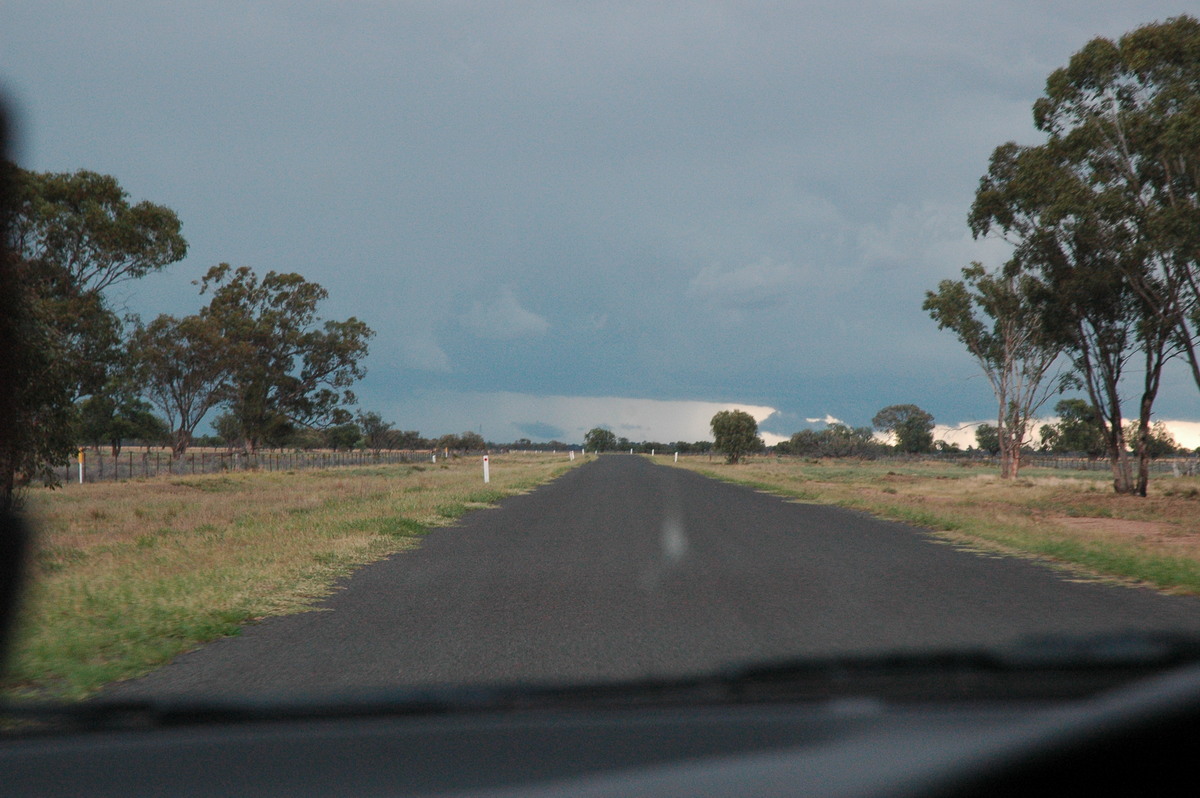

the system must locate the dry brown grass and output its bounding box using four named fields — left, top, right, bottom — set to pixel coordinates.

left=6, top=453, right=579, bottom=700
